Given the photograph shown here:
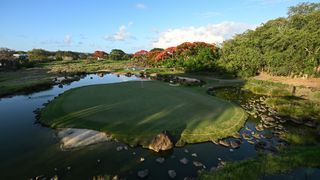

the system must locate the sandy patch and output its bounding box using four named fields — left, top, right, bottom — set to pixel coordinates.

left=57, top=128, right=112, bottom=150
